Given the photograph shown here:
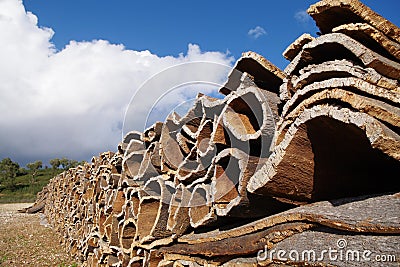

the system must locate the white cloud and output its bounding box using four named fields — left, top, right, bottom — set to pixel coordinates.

left=248, top=26, right=267, bottom=39
left=0, top=0, right=234, bottom=165
left=294, top=10, right=312, bottom=24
